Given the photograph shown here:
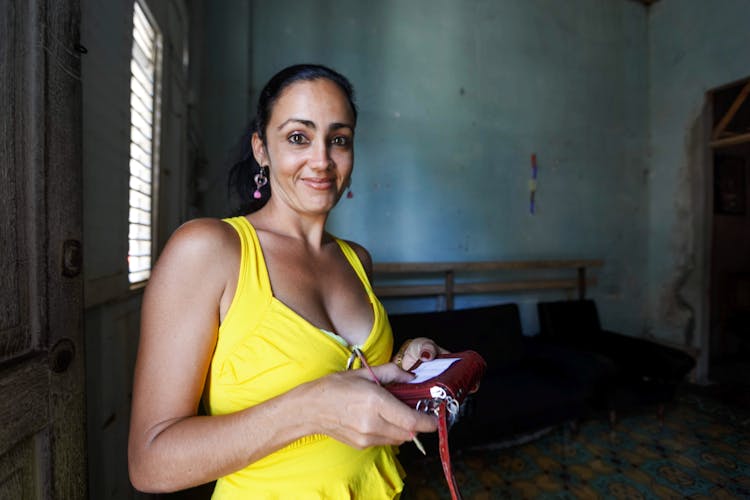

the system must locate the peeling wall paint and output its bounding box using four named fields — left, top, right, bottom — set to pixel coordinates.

left=647, top=0, right=750, bottom=379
